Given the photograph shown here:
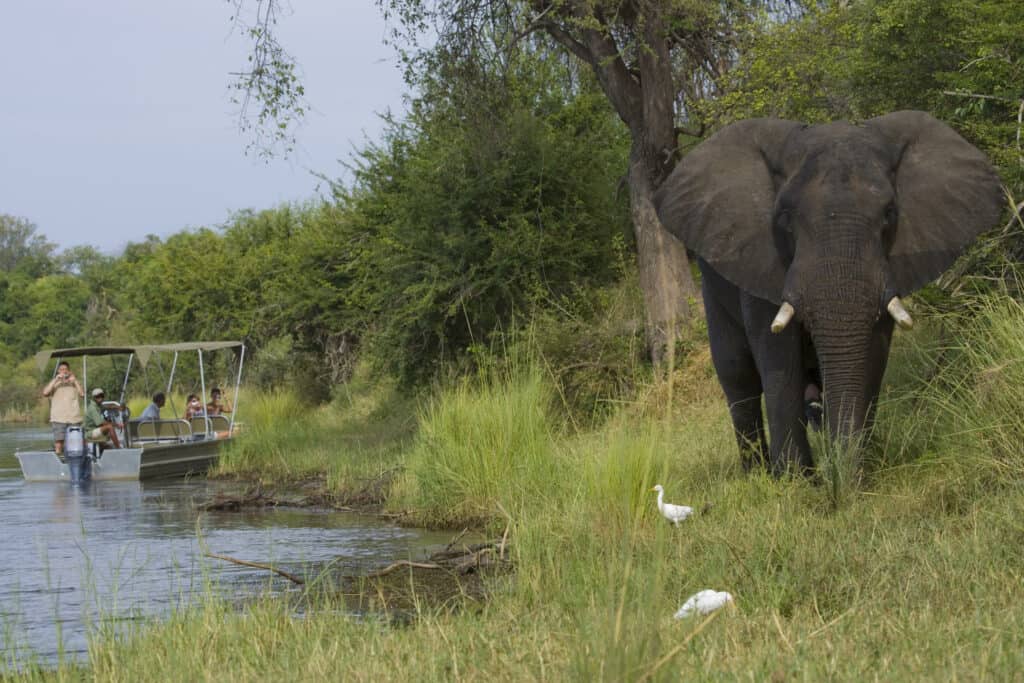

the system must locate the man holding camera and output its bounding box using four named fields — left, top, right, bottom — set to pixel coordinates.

left=41, top=360, right=84, bottom=455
